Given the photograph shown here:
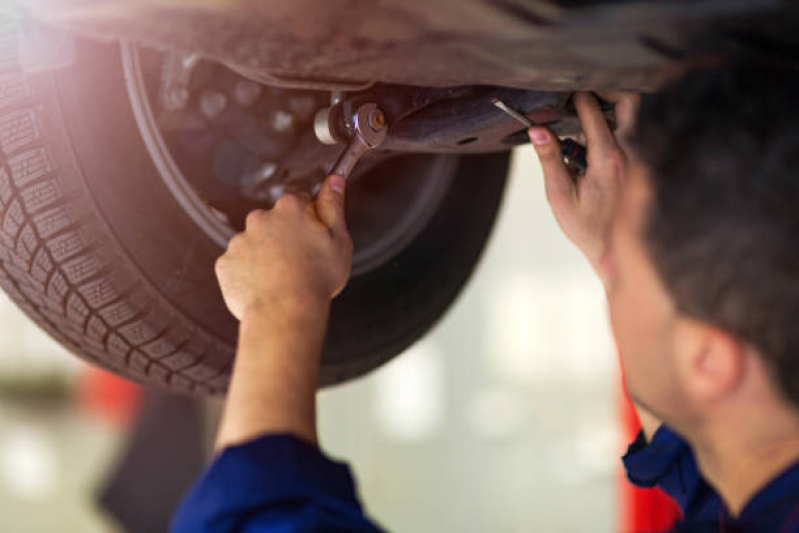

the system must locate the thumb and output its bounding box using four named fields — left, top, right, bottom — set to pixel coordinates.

left=315, top=174, right=348, bottom=237
left=528, top=127, right=575, bottom=205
